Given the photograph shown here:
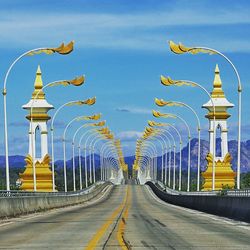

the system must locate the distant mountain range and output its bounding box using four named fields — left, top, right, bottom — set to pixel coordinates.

left=1, top=139, right=250, bottom=173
